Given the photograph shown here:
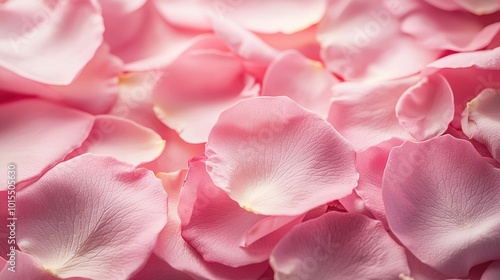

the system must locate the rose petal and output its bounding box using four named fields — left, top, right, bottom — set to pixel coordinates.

left=0, top=250, right=59, bottom=280
left=482, top=261, right=500, bottom=280
left=206, top=96, right=357, bottom=216
left=17, top=154, right=168, bottom=279
left=383, top=135, right=500, bottom=277
left=396, top=74, right=454, bottom=141
left=270, top=212, right=410, bottom=280
left=0, top=99, right=94, bottom=190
